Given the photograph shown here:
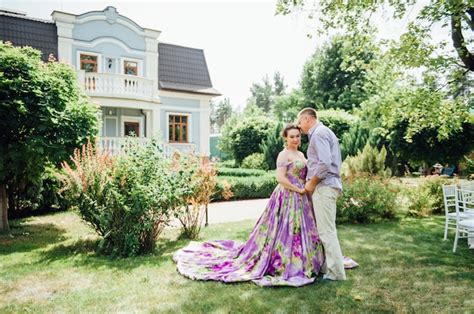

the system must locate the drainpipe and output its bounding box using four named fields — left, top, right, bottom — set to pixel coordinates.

left=140, top=109, right=146, bottom=137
